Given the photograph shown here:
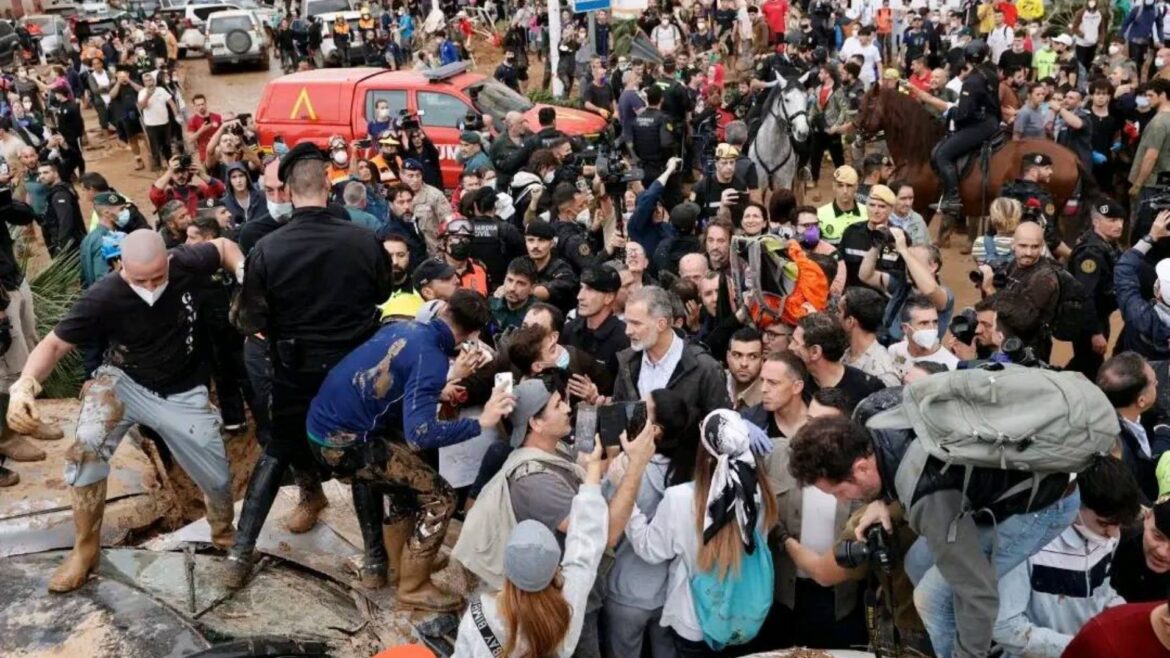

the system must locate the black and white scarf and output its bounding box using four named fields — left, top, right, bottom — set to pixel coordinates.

left=699, top=409, right=764, bottom=553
